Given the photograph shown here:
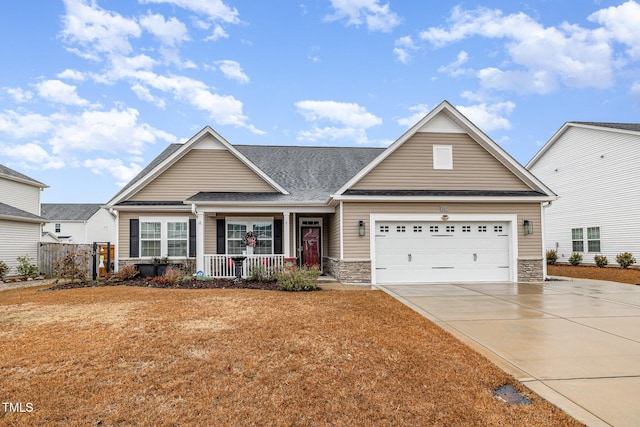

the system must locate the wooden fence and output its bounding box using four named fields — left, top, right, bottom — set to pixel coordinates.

left=38, top=243, right=93, bottom=277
